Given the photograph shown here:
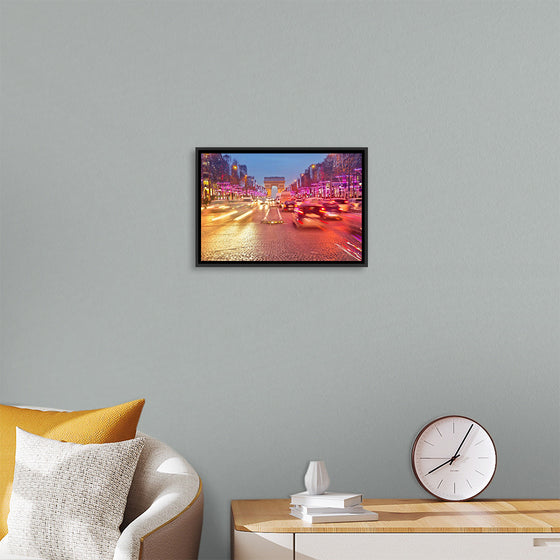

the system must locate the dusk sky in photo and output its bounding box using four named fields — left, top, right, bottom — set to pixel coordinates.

left=225, top=153, right=329, bottom=185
